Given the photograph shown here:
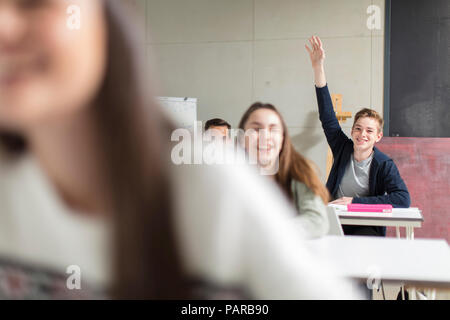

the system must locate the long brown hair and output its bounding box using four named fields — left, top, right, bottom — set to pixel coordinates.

left=0, top=1, right=189, bottom=299
left=239, top=103, right=329, bottom=204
